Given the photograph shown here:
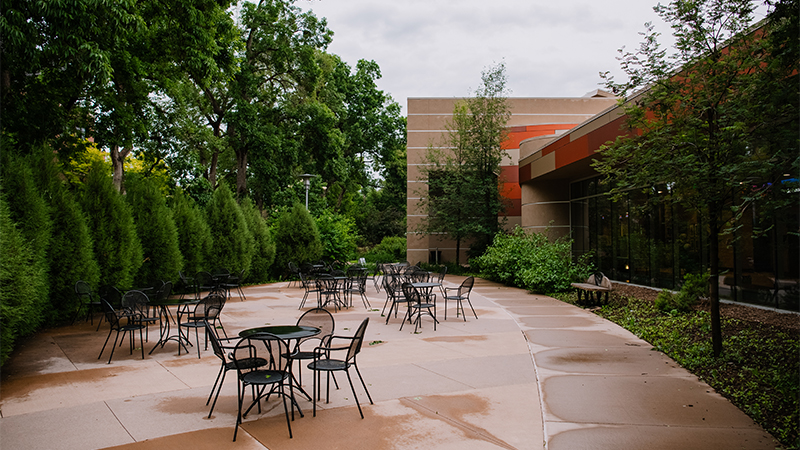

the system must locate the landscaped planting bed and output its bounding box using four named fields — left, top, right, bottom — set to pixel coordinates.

left=556, top=284, right=799, bottom=450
